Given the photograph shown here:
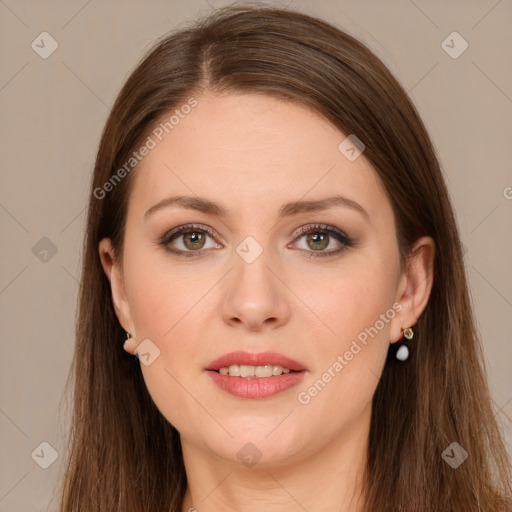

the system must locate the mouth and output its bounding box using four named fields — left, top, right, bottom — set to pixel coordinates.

left=210, top=364, right=299, bottom=377
left=206, top=368, right=307, bottom=399
left=206, top=350, right=307, bottom=373
left=205, top=351, right=307, bottom=399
